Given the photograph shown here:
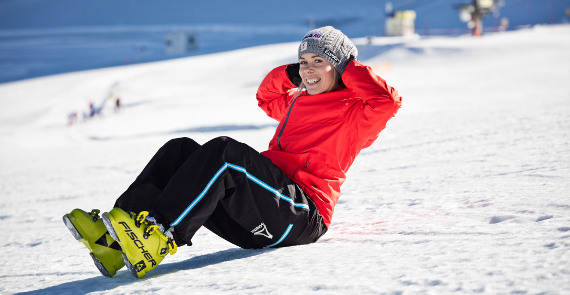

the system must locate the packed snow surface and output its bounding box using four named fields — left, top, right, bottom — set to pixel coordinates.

left=1, top=25, right=569, bottom=294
